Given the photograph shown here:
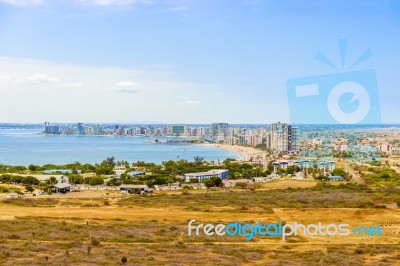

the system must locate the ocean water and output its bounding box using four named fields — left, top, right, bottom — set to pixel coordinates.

left=0, top=129, right=239, bottom=166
